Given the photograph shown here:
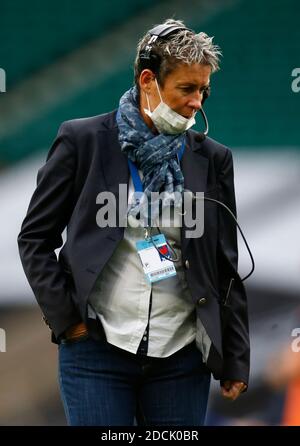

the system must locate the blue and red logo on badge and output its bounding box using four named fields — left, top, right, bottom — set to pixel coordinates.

left=158, top=244, right=170, bottom=261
